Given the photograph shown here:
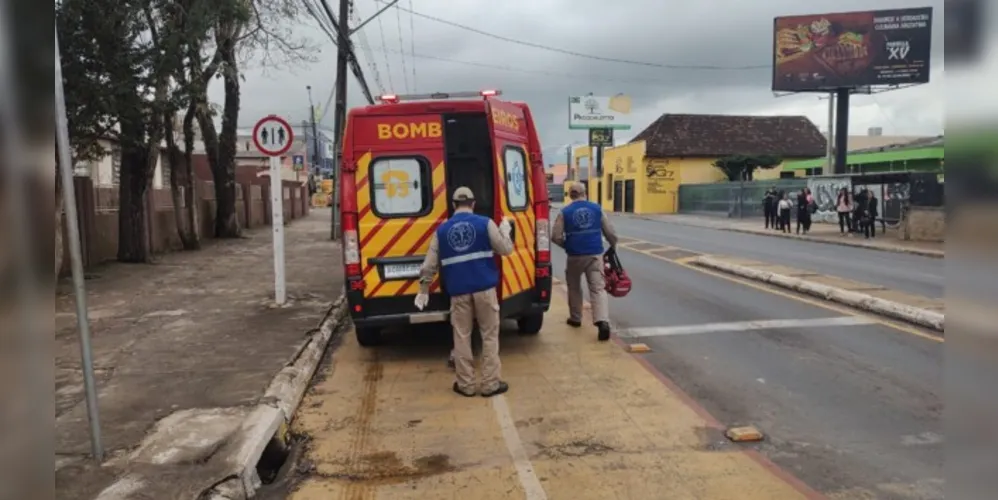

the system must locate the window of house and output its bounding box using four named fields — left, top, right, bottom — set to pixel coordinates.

left=370, top=157, right=431, bottom=217
left=503, top=146, right=529, bottom=211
